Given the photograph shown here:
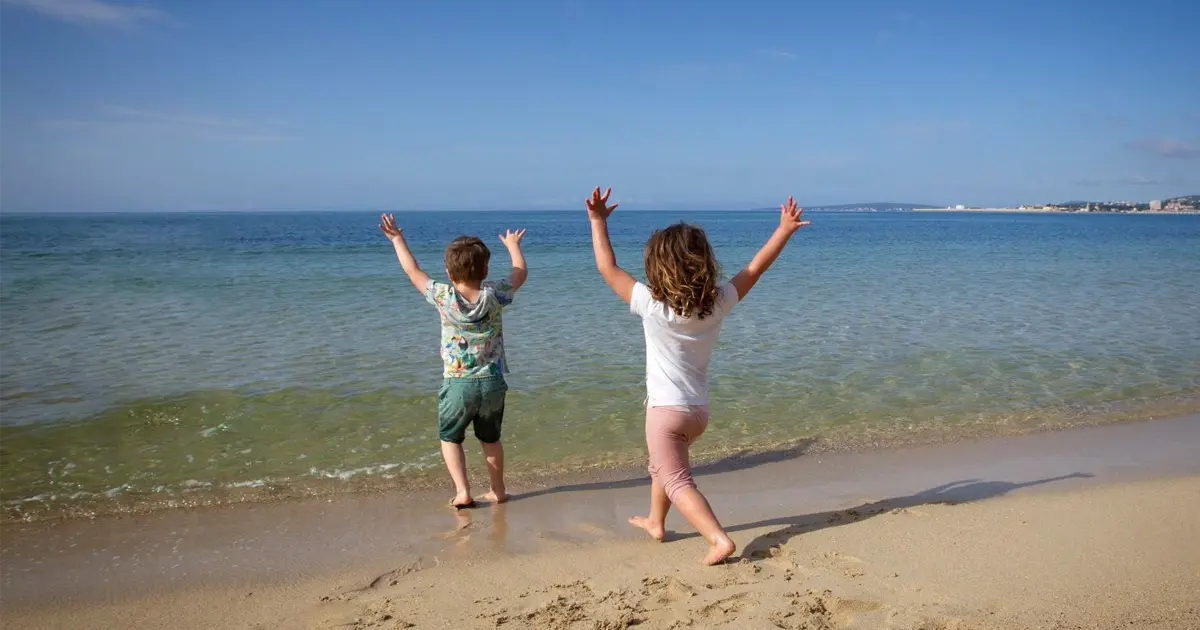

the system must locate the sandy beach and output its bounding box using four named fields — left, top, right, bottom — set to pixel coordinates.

left=4, top=416, right=1199, bottom=630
